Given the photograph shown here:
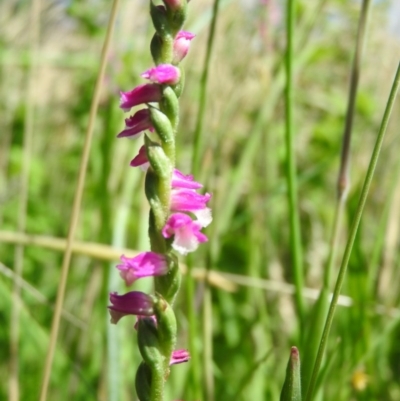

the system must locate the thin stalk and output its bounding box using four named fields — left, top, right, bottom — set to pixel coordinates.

left=323, top=201, right=345, bottom=289
left=186, top=3, right=221, bottom=395
left=285, top=0, right=305, bottom=322
left=202, top=284, right=214, bottom=401
left=39, top=1, right=120, bottom=400
left=185, top=256, right=202, bottom=401
left=302, top=2, right=372, bottom=396
left=191, top=0, right=220, bottom=177
left=9, top=1, right=40, bottom=400
left=324, top=0, right=372, bottom=288
left=200, top=180, right=221, bottom=401
left=336, top=0, right=372, bottom=201
left=305, top=61, right=400, bottom=401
